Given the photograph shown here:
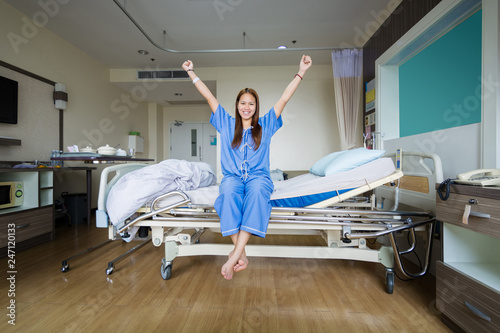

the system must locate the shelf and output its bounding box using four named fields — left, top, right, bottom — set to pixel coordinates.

left=40, top=188, right=53, bottom=206
left=0, top=169, right=55, bottom=215
left=446, top=262, right=500, bottom=292
left=39, top=170, right=53, bottom=188
left=0, top=137, right=21, bottom=146
left=443, top=218, right=500, bottom=292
